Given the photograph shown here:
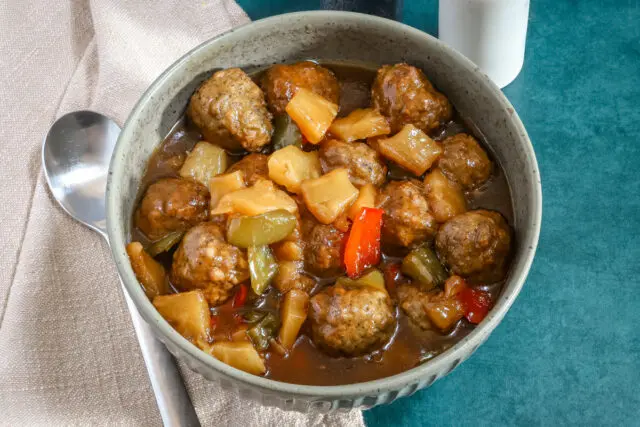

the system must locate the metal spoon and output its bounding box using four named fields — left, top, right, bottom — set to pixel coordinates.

left=43, top=110, right=200, bottom=427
